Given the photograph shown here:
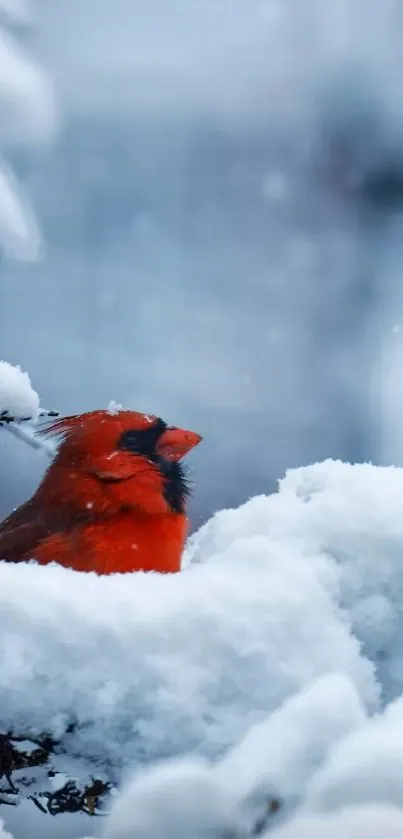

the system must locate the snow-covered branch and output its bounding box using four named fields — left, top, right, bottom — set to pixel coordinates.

left=0, top=361, right=57, bottom=456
